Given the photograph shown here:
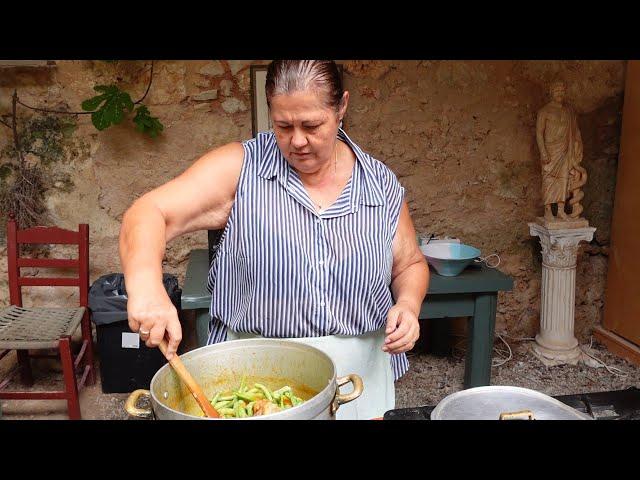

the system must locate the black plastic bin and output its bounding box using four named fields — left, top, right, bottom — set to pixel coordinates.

left=89, top=273, right=182, bottom=394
